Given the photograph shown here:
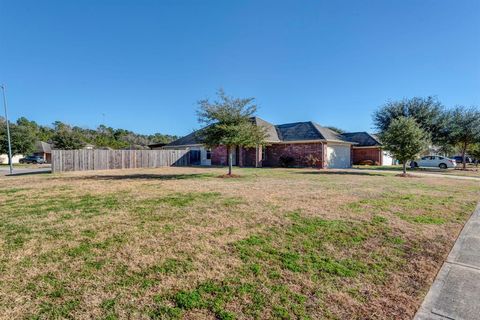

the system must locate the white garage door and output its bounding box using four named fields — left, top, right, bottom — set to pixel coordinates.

left=327, top=144, right=351, bottom=168
left=382, top=152, right=394, bottom=166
